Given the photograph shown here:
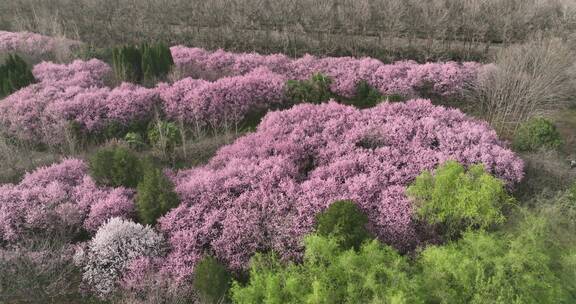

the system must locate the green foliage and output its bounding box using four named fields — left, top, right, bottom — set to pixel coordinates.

left=285, top=73, right=333, bottom=105
left=231, top=234, right=421, bottom=304
left=124, top=132, right=145, bottom=150
left=569, top=181, right=576, bottom=203
left=141, top=42, right=174, bottom=83
left=89, top=146, right=142, bottom=188
left=101, top=120, right=150, bottom=142
left=342, top=80, right=385, bottom=108
left=112, top=45, right=142, bottom=83
left=112, top=42, right=174, bottom=84
left=75, top=44, right=114, bottom=62
left=233, top=207, right=576, bottom=304
left=147, top=120, right=182, bottom=152
left=194, top=255, right=232, bottom=304
left=285, top=75, right=406, bottom=109
left=315, top=200, right=372, bottom=250
left=418, top=216, right=572, bottom=304
left=407, top=161, right=512, bottom=239
left=0, top=54, right=35, bottom=98
left=513, top=117, right=563, bottom=152
left=135, top=160, right=179, bottom=225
